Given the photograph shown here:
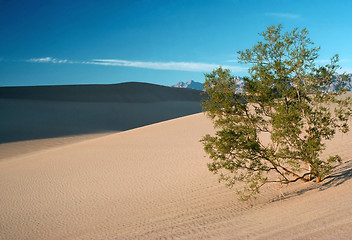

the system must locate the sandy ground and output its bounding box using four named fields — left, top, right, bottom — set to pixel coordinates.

left=0, top=98, right=201, bottom=160
left=1, top=112, right=352, bottom=239
left=0, top=133, right=112, bottom=161
left=0, top=82, right=202, bottom=146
